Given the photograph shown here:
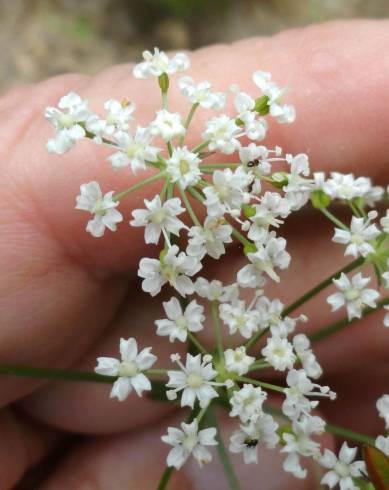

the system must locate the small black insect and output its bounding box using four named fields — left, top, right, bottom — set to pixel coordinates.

left=244, top=438, right=259, bottom=448
left=247, top=158, right=260, bottom=168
